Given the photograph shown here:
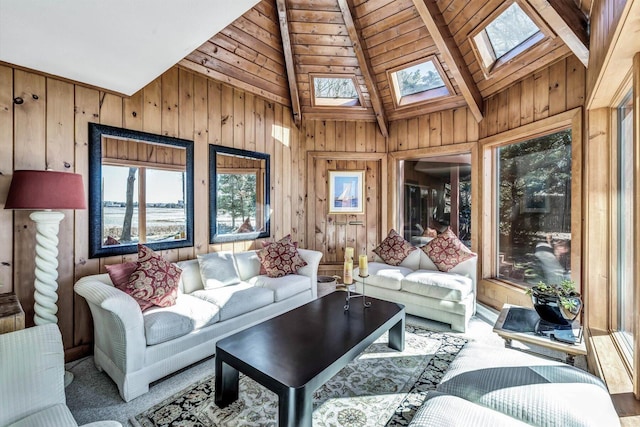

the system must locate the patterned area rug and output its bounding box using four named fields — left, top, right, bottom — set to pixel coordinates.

left=131, top=325, right=466, bottom=427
